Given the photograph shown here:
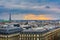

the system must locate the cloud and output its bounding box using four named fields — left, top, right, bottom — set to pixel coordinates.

left=0, top=13, right=26, bottom=20
left=3, top=3, right=60, bottom=14
left=0, top=13, right=60, bottom=20
left=24, top=14, right=58, bottom=20
left=0, top=3, right=60, bottom=14
left=11, top=14, right=26, bottom=20
left=2, top=1, right=60, bottom=13
left=0, top=0, right=59, bottom=10
left=0, top=0, right=60, bottom=20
